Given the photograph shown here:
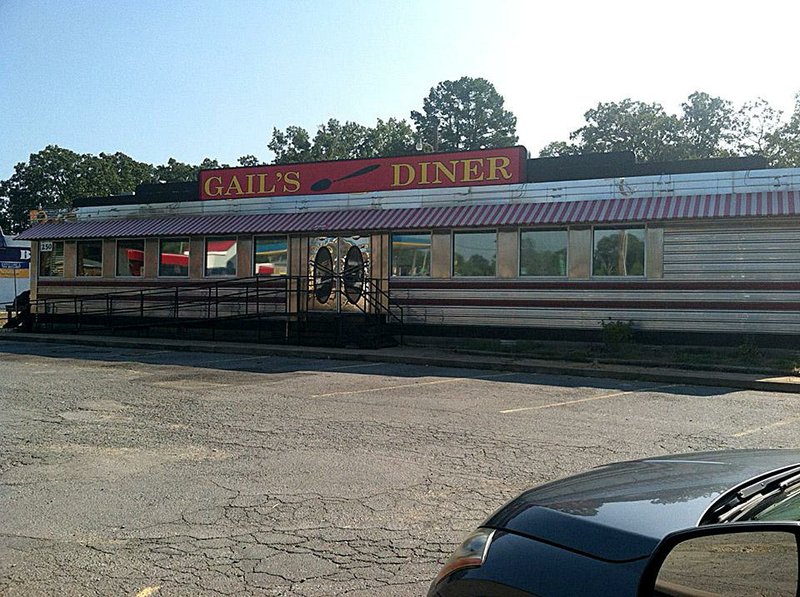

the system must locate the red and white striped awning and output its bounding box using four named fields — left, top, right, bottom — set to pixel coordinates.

left=16, top=191, right=800, bottom=240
